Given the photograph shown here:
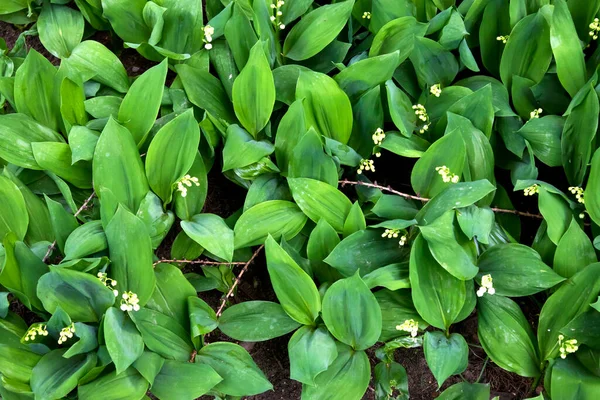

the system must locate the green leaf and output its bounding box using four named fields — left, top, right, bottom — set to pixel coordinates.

left=386, top=79, right=417, bottom=137
left=538, top=263, right=600, bottom=360
left=334, top=52, right=400, bottom=101
left=145, top=109, right=200, bottom=204
left=478, top=243, right=565, bottom=296
left=65, top=41, right=130, bottom=93
left=363, top=264, right=410, bottom=291
left=106, top=206, right=156, bottom=306
left=301, top=343, right=370, bottom=400
left=181, top=214, right=234, bottom=262
left=218, top=301, right=301, bottom=342
left=324, top=229, right=402, bottom=277
left=538, top=187, right=571, bottom=245
left=188, top=297, right=218, bottom=337
left=424, top=331, right=468, bottom=387
left=37, top=267, right=115, bottom=322
left=68, top=126, right=99, bottom=164
left=288, top=326, right=338, bottom=386
left=232, top=41, right=275, bottom=137
left=38, top=3, right=84, bottom=58
left=376, top=289, right=426, bottom=342
left=104, top=307, right=144, bottom=374
left=100, top=0, right=149, bottom=43
left=283, top=0, right=354, bottom=61
left=222, top=124, right=274, bottom=171
left=289, top=128, right=338, bottom=186
left=60, top=77, right=88, bottom=132
left=64, top=221, right=107, bottom=261
left=554, top=218, right=597, bottom=279
left=478, top=295, right=540, bottom=377
left=136, top=191, right=175, bottom=249
left=456, top=205, right=494, bottom=244
left=151, top=360, right=222, bottom=400
left=322, top=273, right=381, bottom=350
left=343, top=202, right=366, bottom=237
left=265, top=236, right=321, bottom=325
left=370, top=16, right=428, bottom=59
left=587, top=148, right=600, bottom=226
left=410, top=37, right=459, bottom=87
left=550, top=0, right=586, bottom=97
left=274, top=99, right=306, bottom=174
left=31, top=142, right=92, bottom=189
left=288, top=178, right=352, bottom=233
left=78, top=368, right=149, bottom=400
left=420, top=210, right=478, bottom=280
left=131, top=308, right=194, bottom=361
left=437, top=382, right=490, bottom=400
left=409, top=234, right=466, bottom=330
left=500, top=11, right=552, bottom=90
left=307, top=219, right=343, bottom=283
left=374, top=361, right=409, bottom=400
left=517, top=115, right=563, bottom=167
left=197, top=342, right=272, bottom=396
left=0, top=293, right=8, bottom=319
left=93, top=118, right=149, bottom=213
left=550, top=357, right=600, bottom=400
left=0, top=176, right=27, bottom=241
left=296, top=70, right=353, bottom=144
left=31, top=350, right=95, bottom=400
